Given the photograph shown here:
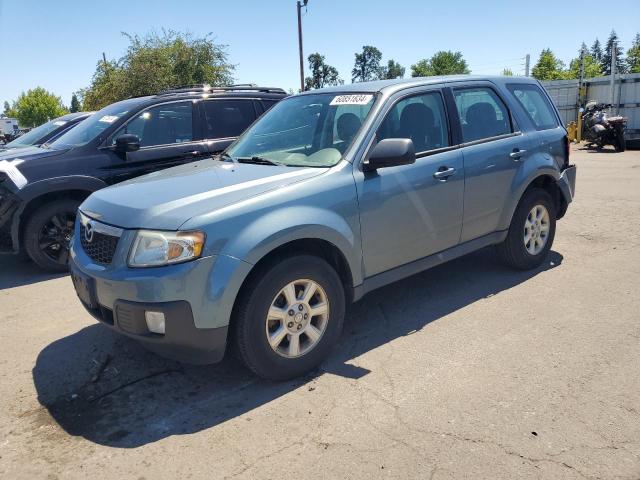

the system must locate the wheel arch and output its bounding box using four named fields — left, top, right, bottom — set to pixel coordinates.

left=500, top=170, right=566, bottom=231
left=12, top=176, right=107, bottom=250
